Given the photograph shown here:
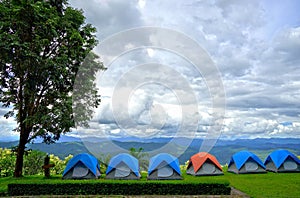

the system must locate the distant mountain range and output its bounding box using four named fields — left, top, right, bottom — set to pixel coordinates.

left=1, top=137, right=299, bottom=165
